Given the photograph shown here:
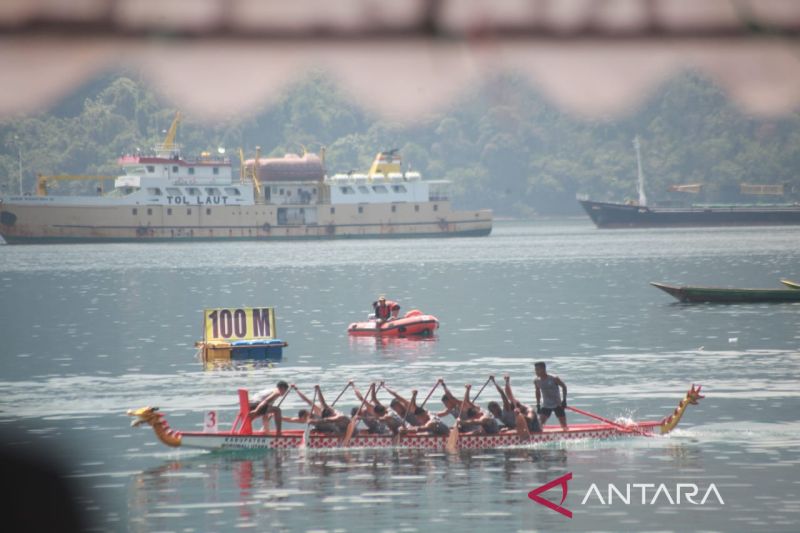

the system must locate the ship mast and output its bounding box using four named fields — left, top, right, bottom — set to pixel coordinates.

left=634, top=135, right=647, bottom=207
